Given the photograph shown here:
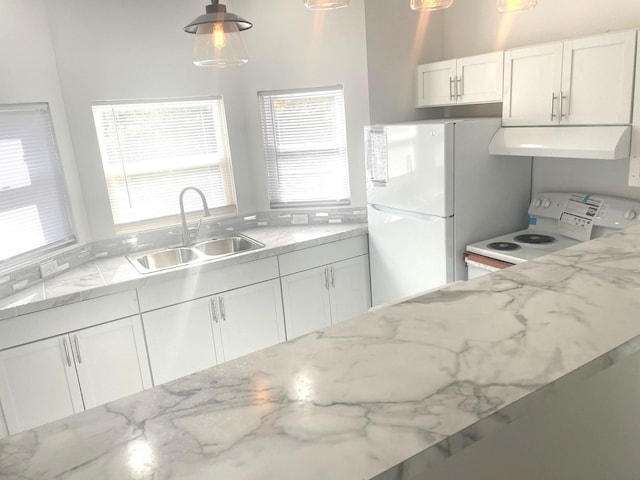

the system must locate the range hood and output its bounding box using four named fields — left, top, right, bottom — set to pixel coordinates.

left=489, top=125, right=632, bottom=160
